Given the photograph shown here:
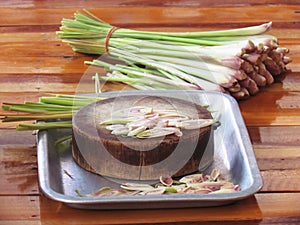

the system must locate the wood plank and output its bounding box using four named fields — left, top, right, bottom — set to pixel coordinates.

left=0, top=6, right=298, bottom=27
left=0, top=41, right=73, bottom=57
left=1, top=0, right=300, bottom=9
left=0, top=55, right=94, bottom=74
left=0, top=196, right=40, bottom=220
left=0, top=130, right=38, bottom=195
left=260, top=169, right=300, bottom=192
left=256, top=193, right=300, bottom=218
left=1, top=193, right=298, bottom=224
left=0, top=129, right=35, bottom=145
left=0, top=222, right=40, bottom=225
left=37, top=195, right=264, bottom=224
left=254, top=145, right=300, bottom=170
left=249, top=126, right=300, bottom=145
